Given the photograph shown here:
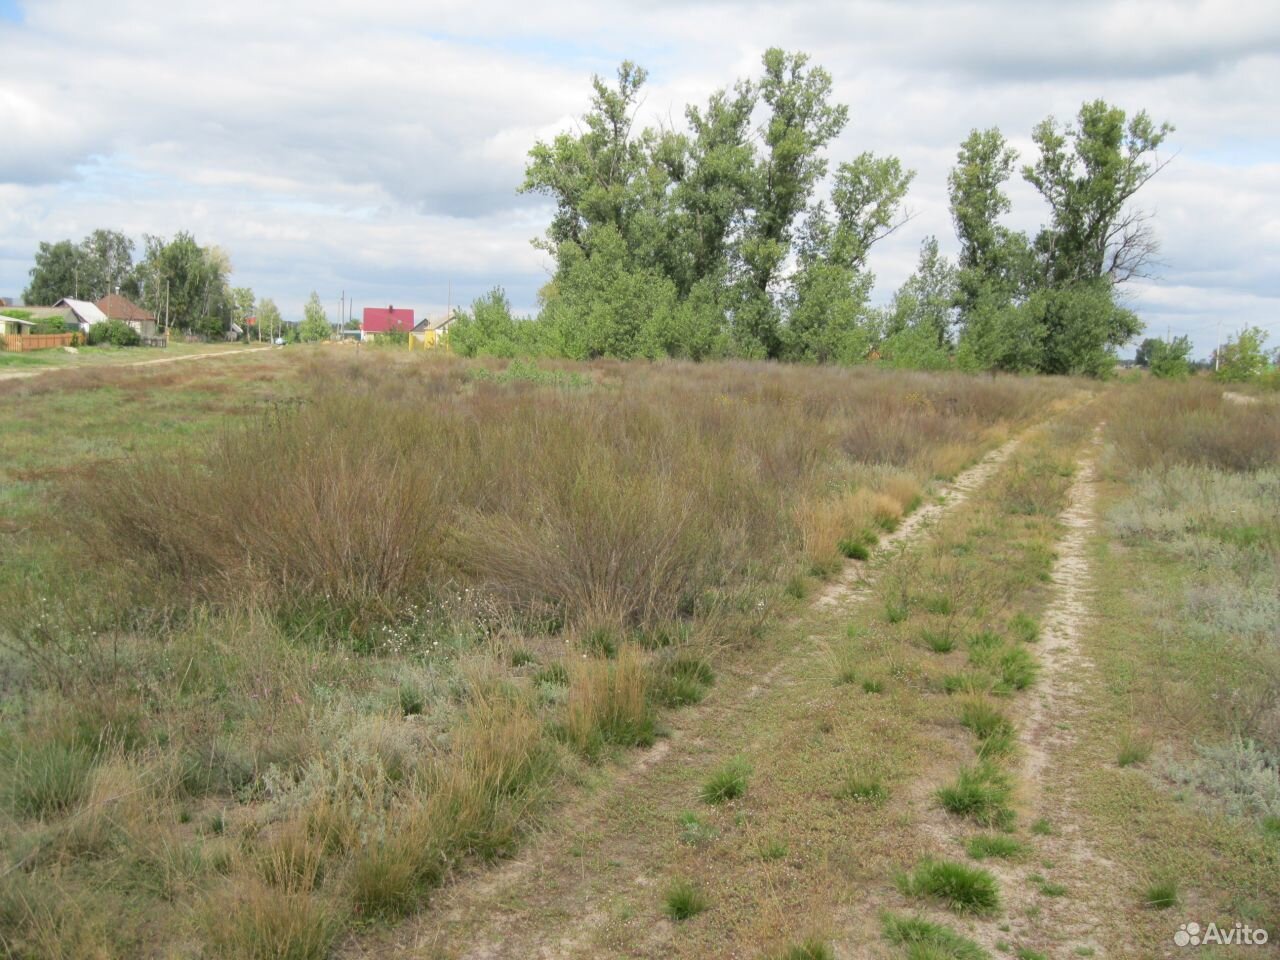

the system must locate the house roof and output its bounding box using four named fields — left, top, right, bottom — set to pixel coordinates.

left=55, top=298, right=107, bottom=325
left=361, top=305, right=414, bottom=333
left=1, top=316, right=36, bottom=326
left=95, top=293, right=156, bottom=323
